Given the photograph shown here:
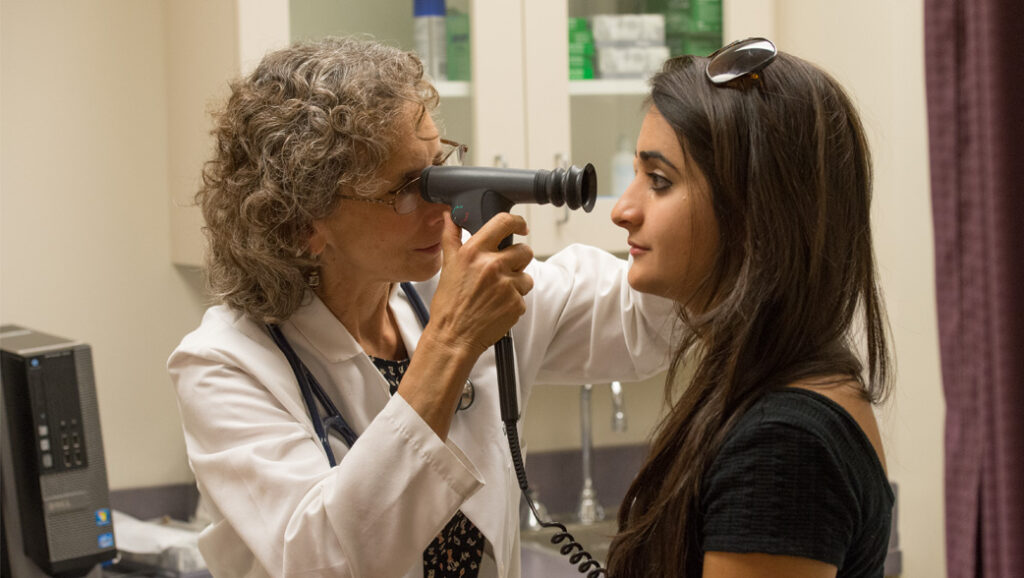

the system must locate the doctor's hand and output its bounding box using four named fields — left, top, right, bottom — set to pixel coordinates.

left=427, top=211, right=534, bottom=358
left=399, top=212, right=532, bottom=439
